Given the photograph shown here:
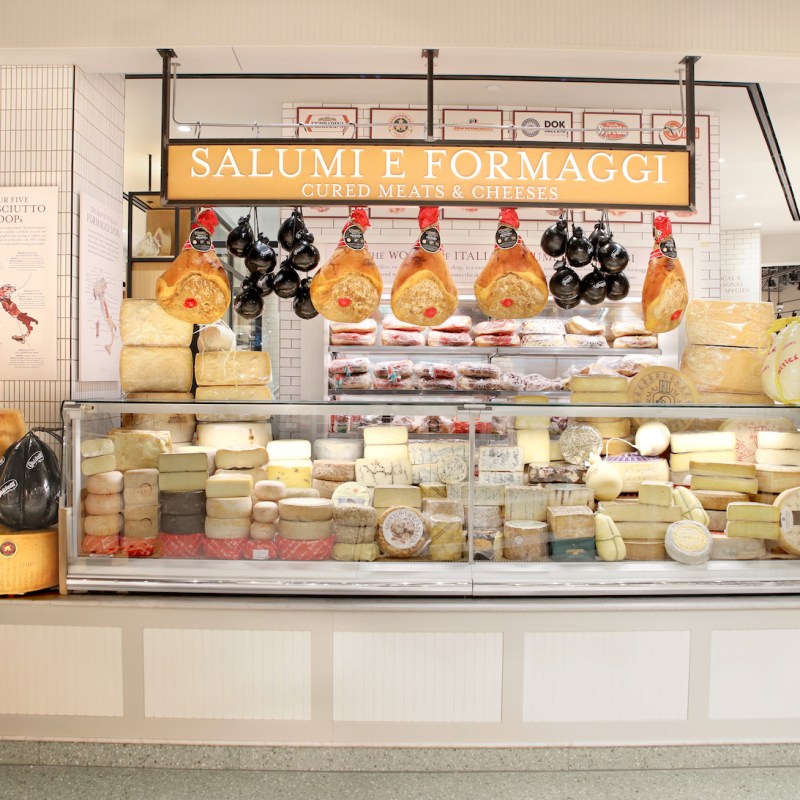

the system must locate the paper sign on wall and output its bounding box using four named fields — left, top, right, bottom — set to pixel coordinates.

left=0, top=187, right=58, bottom=380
